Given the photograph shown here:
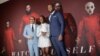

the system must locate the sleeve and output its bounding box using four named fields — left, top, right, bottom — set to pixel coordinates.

left=57, top=12, right=64, bottom=35
left=78, top=20, right=84, bottom=38
left=46, top=24, right=50, bottom=37
left=19, top=16, right=24, bottom=34
left=68, top=15, right=77, bottom=38
left=23, top=25, right=29, bottom=38
left=12, top=29, right=16, bottom=40
left=36, top=26, right=42, bottom=37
